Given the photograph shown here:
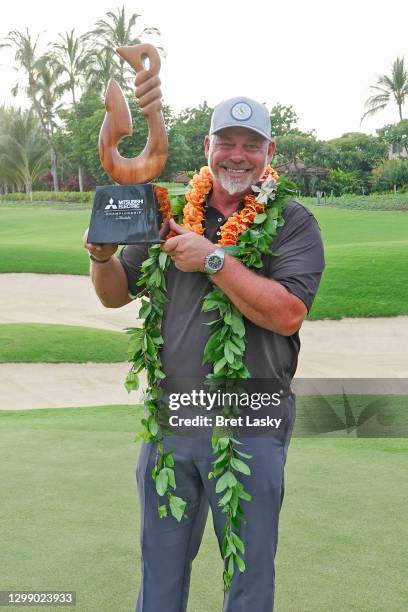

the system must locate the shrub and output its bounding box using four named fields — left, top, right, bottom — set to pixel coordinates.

left=0, top=191, right=94, bottom=203
left=302, top=191, right=408, bottom=210
left=325, top=169, right=361, bottom=196
left=60, top=175, right=97, bottom=192
left=371, top=159, right=408, bottom=191
left=37, top=171, right=54, bottom=191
